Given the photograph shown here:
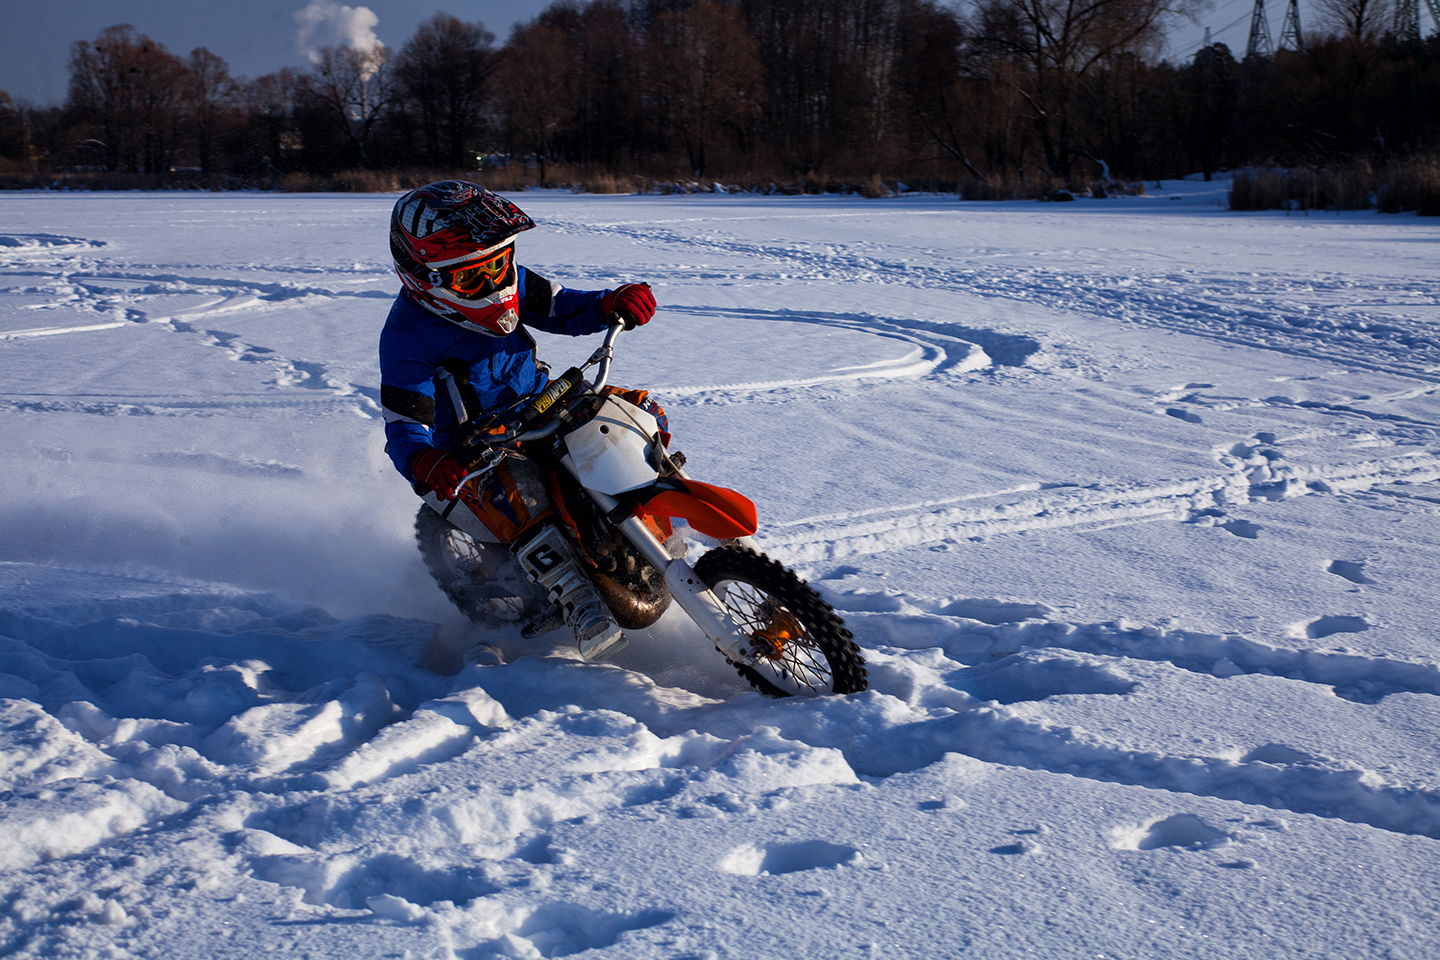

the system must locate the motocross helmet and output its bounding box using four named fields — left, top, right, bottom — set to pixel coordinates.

left=390, top=180, right=535, bottom=336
